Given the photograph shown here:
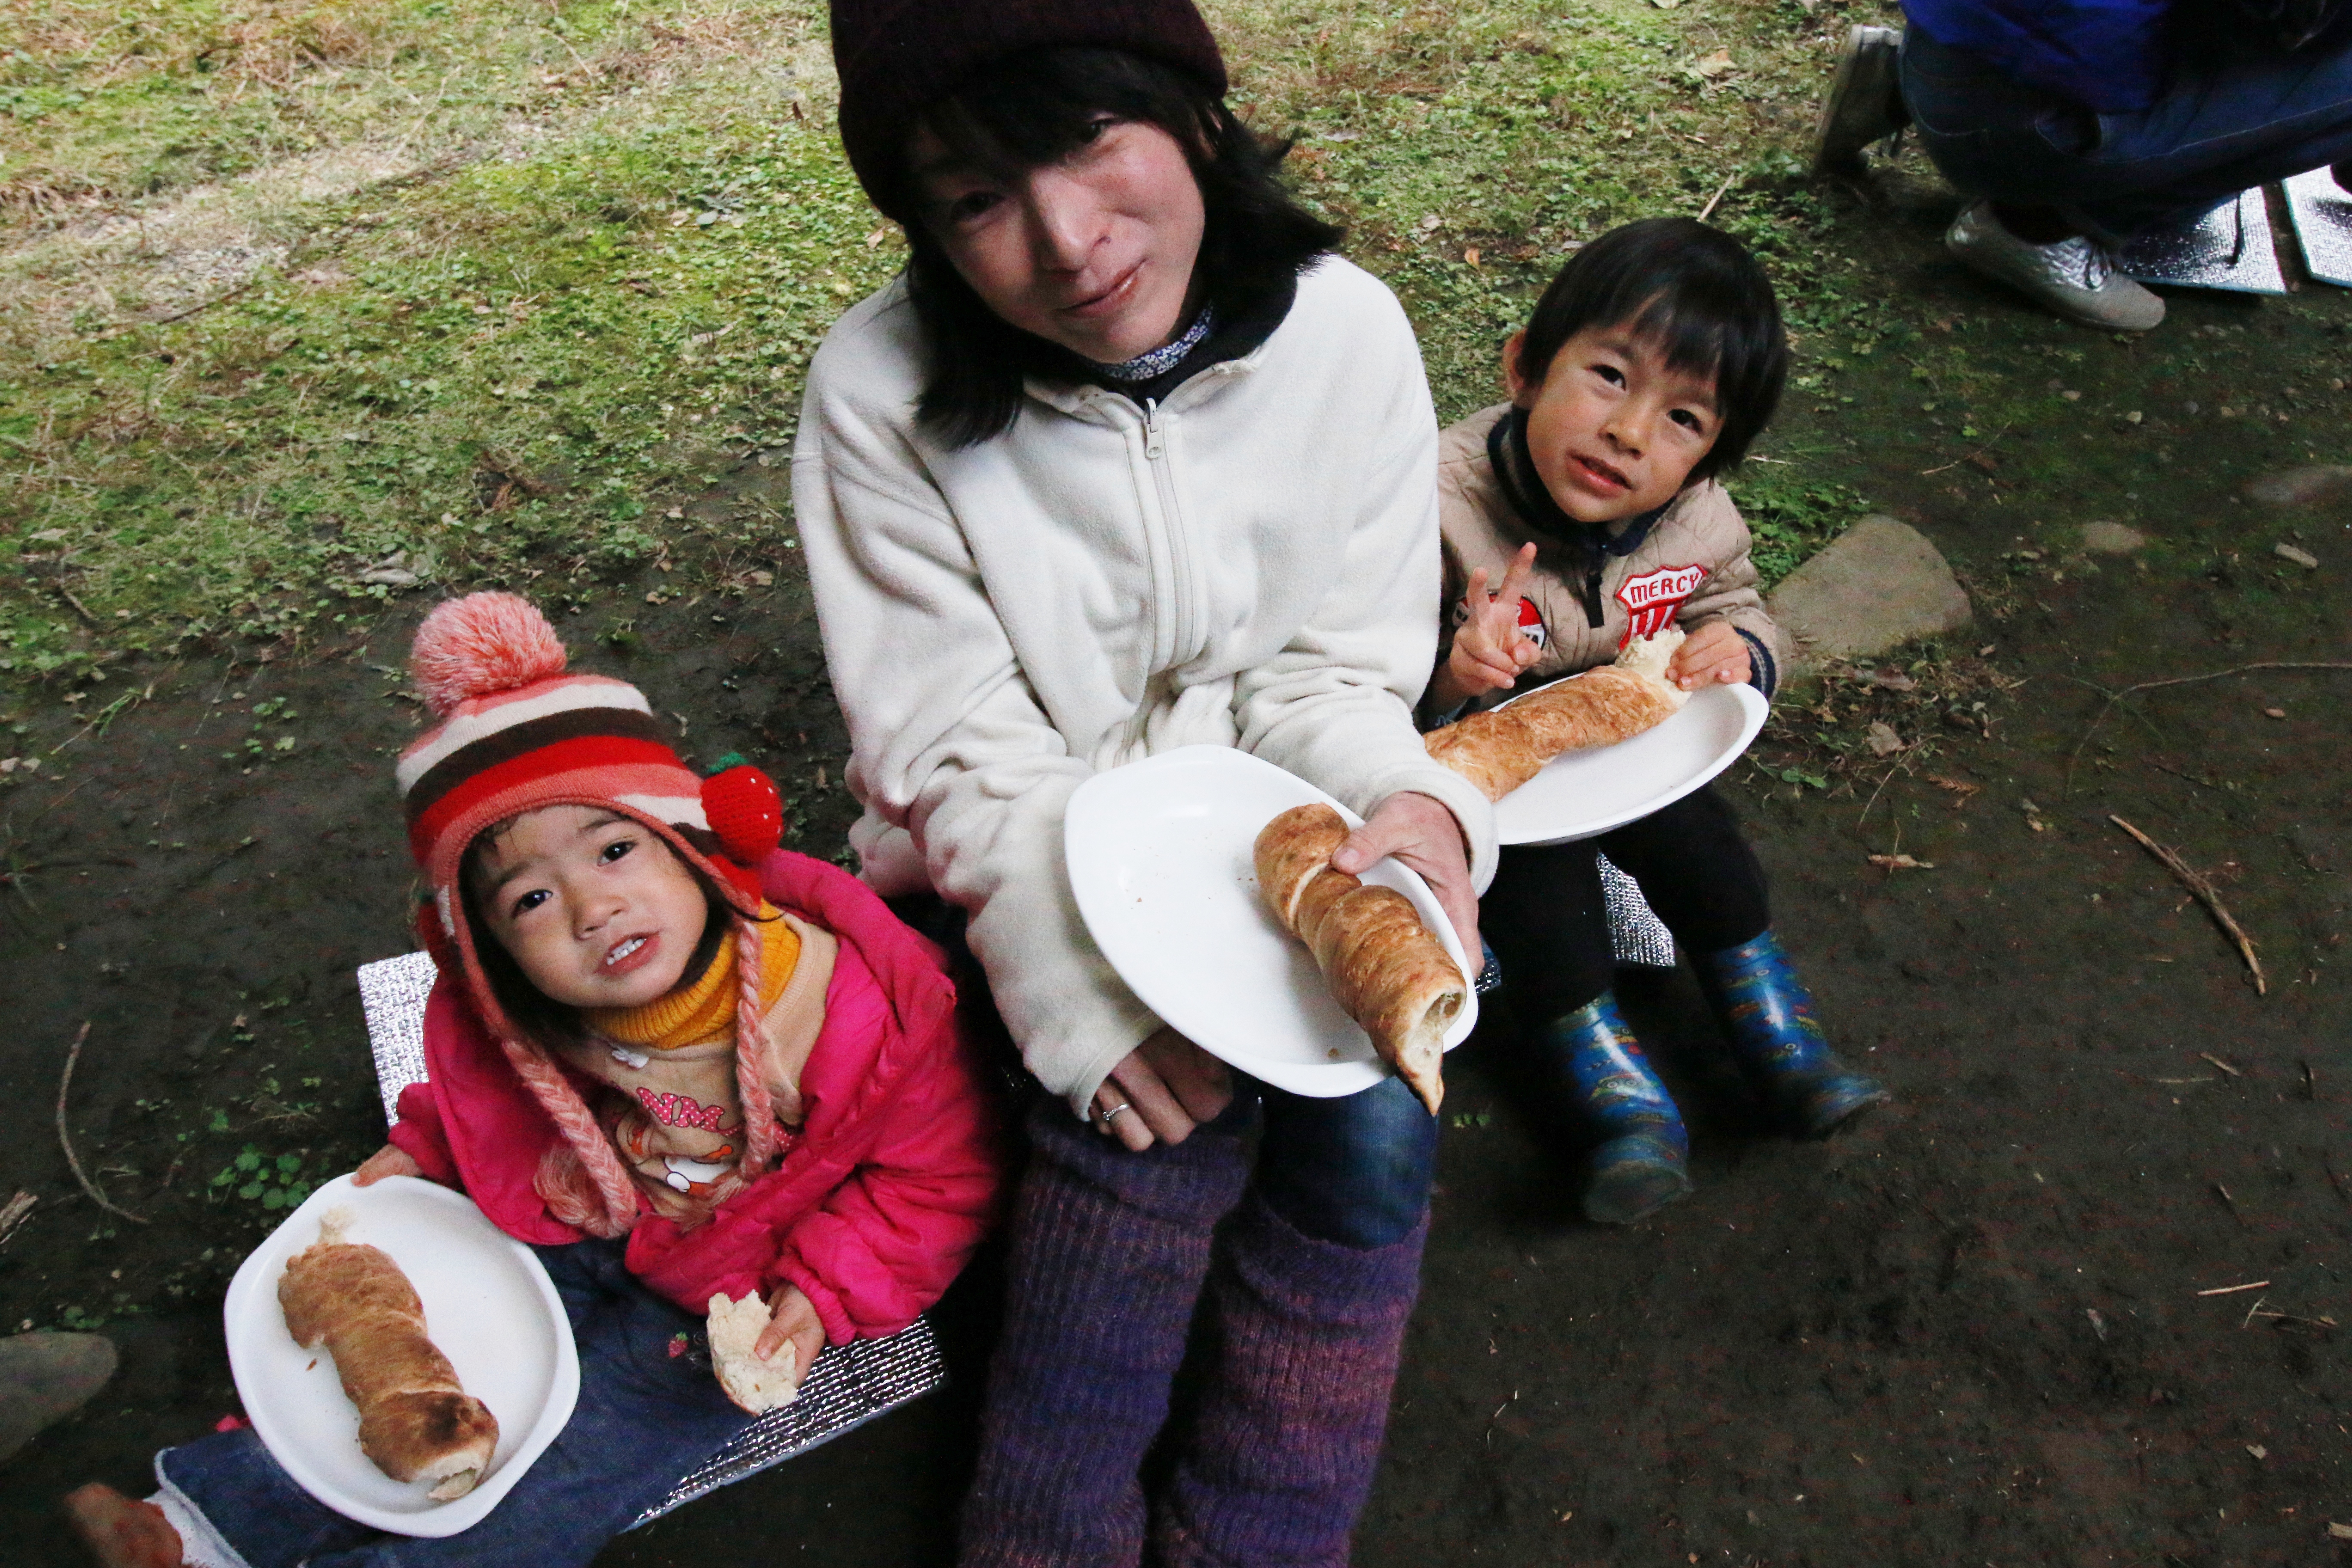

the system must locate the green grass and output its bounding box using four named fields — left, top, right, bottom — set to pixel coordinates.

left=1, top=0, right=1901, bottom=693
